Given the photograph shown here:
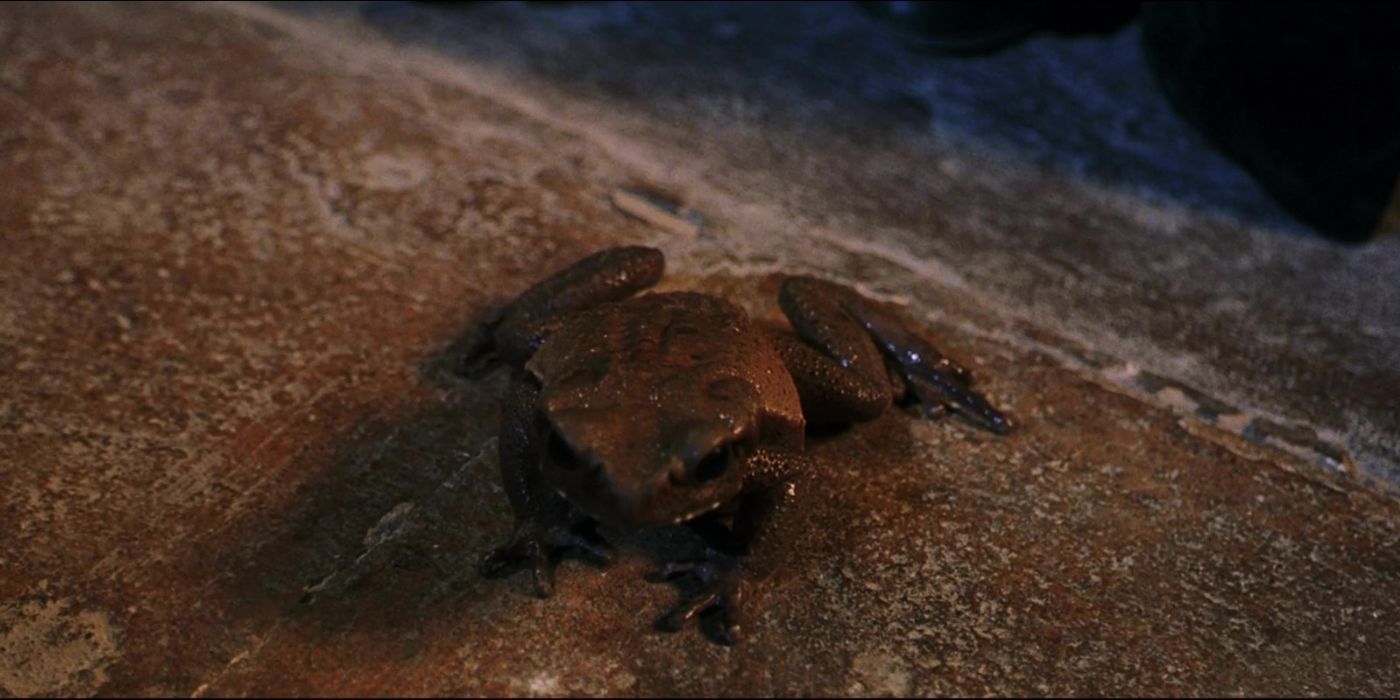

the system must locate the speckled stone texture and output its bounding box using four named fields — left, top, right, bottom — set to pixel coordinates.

left=1, top=2, right=1397, bottom=696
